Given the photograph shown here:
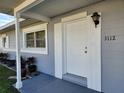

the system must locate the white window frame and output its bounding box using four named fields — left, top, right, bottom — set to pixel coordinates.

left=22, top=23, right=48, bottom=54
